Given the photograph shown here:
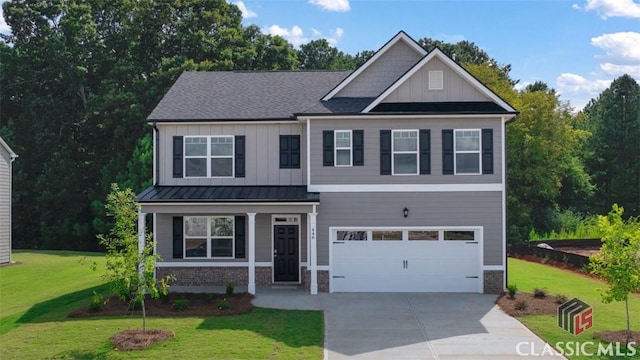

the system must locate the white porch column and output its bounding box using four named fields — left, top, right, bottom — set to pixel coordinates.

left=247, top=212, right=257, bottom=295
left=309, top=206, right=318, bottom=295
left=137, top=211, right=146, bottom=274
